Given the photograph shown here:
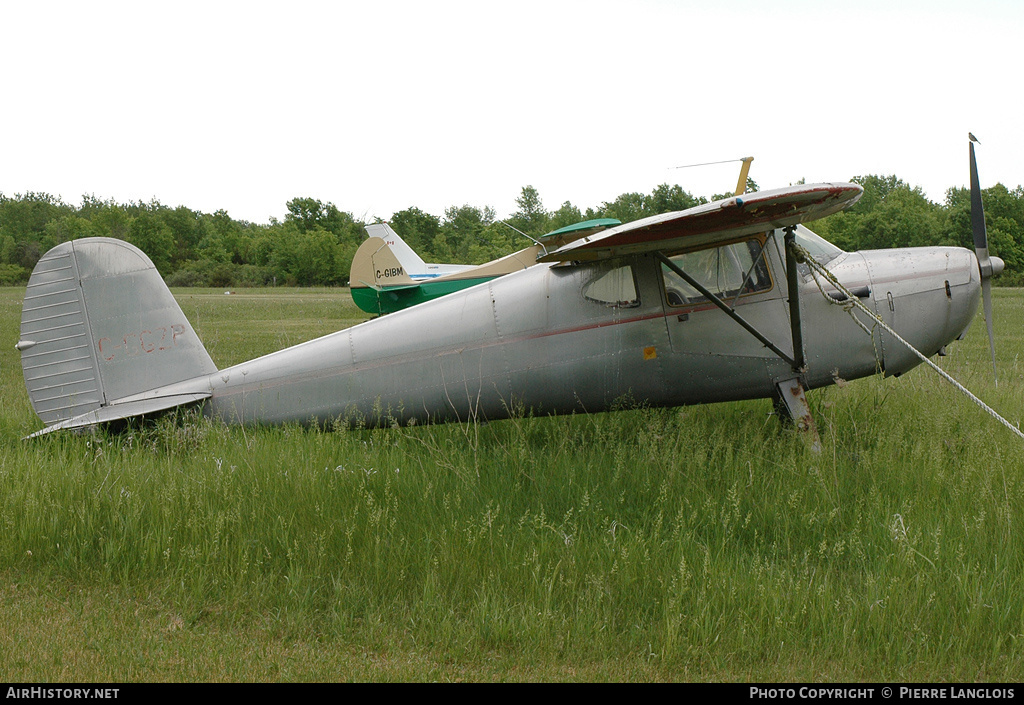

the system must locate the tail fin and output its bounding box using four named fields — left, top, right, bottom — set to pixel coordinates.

left=18, top=238, right=217, bottom=435
left=349, top=236, right=417, bottom=289
left=364, top=223, right=427, bottom=274
left=361, top=223, right=476, bottom=280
